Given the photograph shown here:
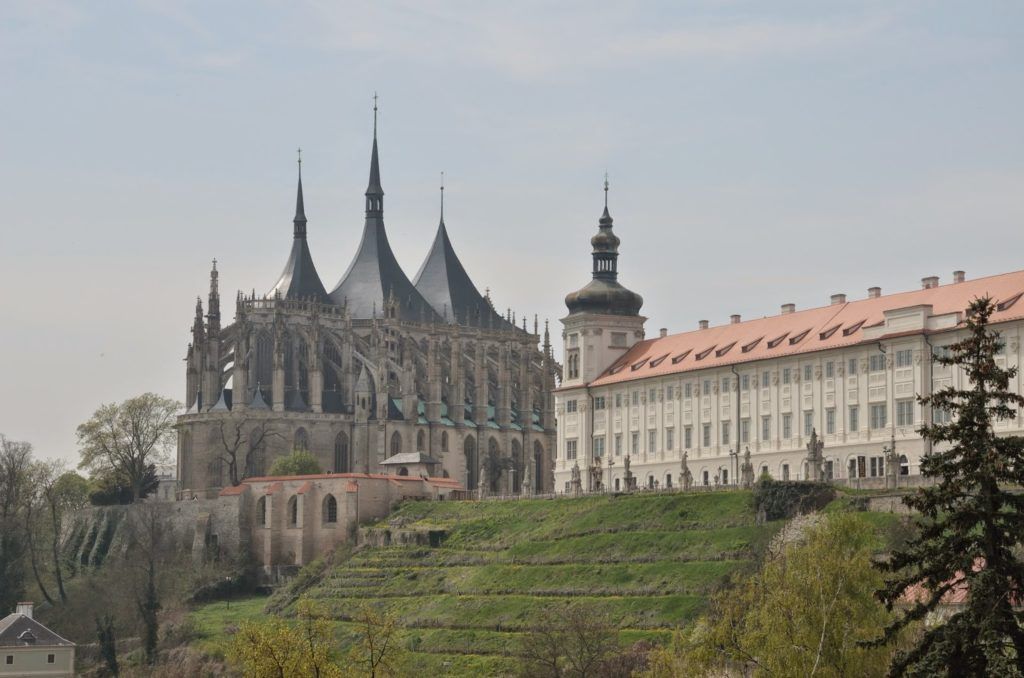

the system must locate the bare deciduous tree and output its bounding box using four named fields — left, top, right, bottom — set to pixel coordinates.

left=216, top=419, right=280, bottom=486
